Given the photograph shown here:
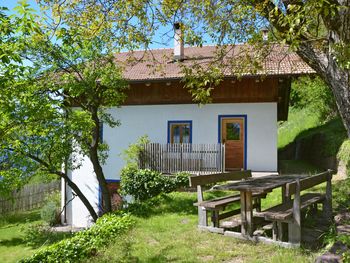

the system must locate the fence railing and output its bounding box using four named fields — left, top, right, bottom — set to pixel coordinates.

left=139, top=143, right=225, bottom=174
left=0, top=180, right=60, bottom=214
